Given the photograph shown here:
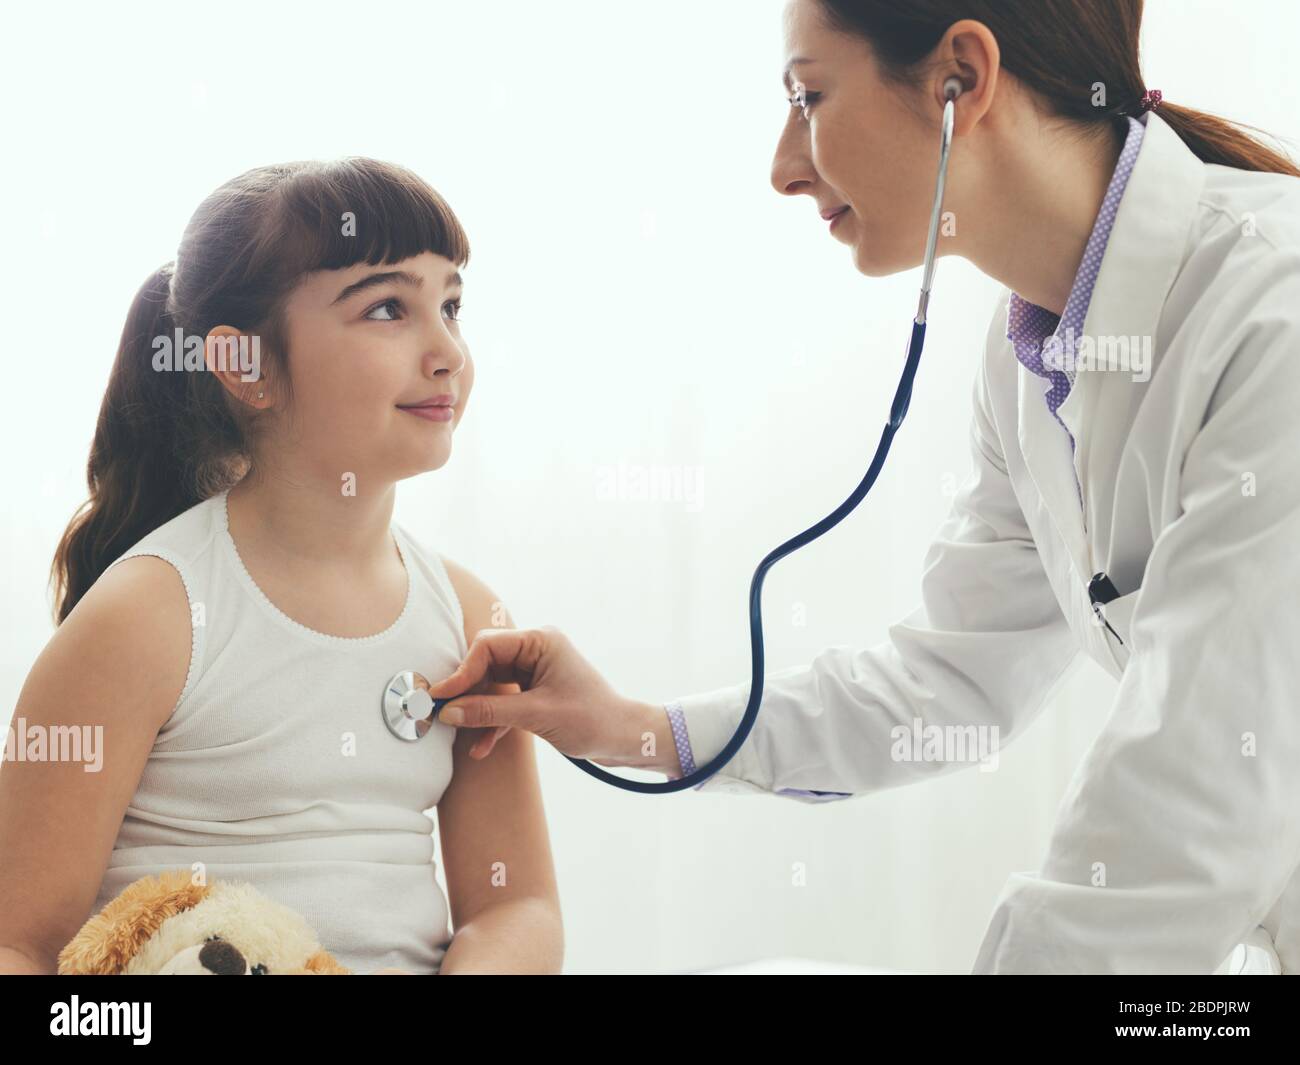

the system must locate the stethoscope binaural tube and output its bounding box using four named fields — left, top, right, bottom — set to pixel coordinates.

left=387, top=79, right=964, bottom=793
